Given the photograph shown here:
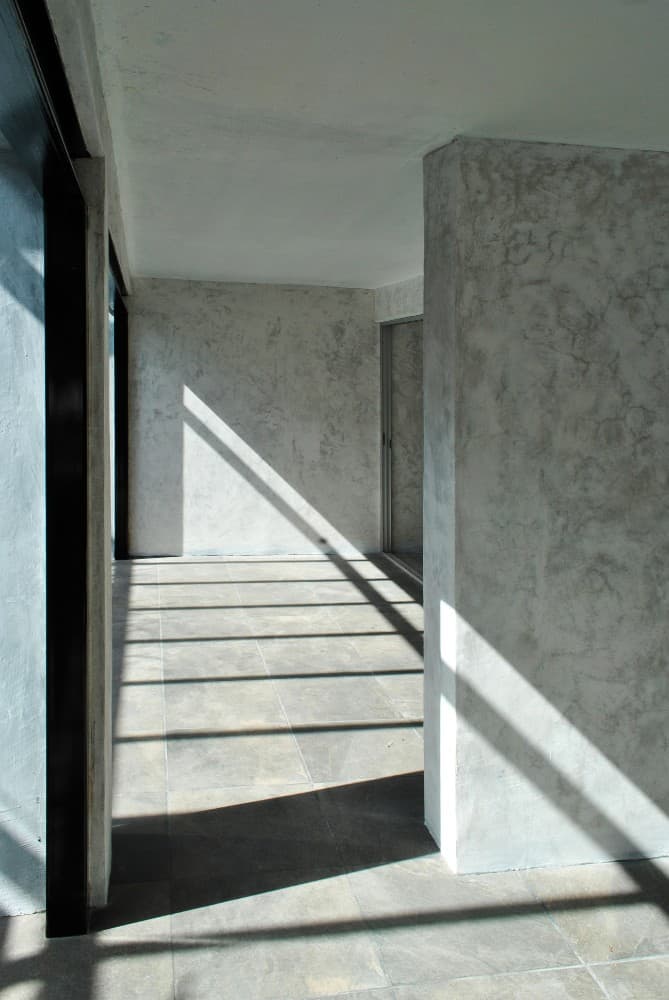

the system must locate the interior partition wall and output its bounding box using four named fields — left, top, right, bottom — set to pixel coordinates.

left=381, top=318, right=424, bottom=577
left=0, top=0, right=90, bottom=936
